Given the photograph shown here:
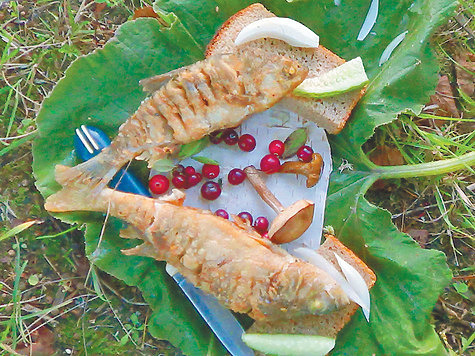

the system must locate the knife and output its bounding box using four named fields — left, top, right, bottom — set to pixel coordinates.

left=166, top=265, right=254, bottom=356
left=74, top=125, right=254, bottom=355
